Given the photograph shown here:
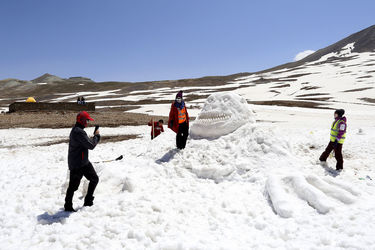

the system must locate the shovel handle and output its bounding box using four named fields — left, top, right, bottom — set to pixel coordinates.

left=94, top=125, right=100, bottom=135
